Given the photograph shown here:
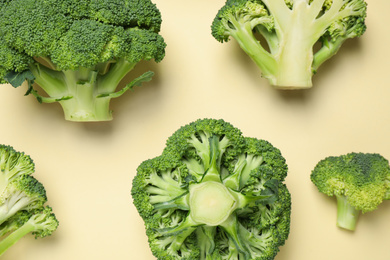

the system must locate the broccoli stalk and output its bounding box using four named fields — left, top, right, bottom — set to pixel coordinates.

left=27, top=60, right=152, bottom=121
left=335, top=194, right=360, bottom=231
left=311, top=152, right=390, bottom=231
left=0, top=0, right=166, bottom=122
left=132, top=119, right=291, bottom=259
left=212, top=0, right=367, bottom=89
